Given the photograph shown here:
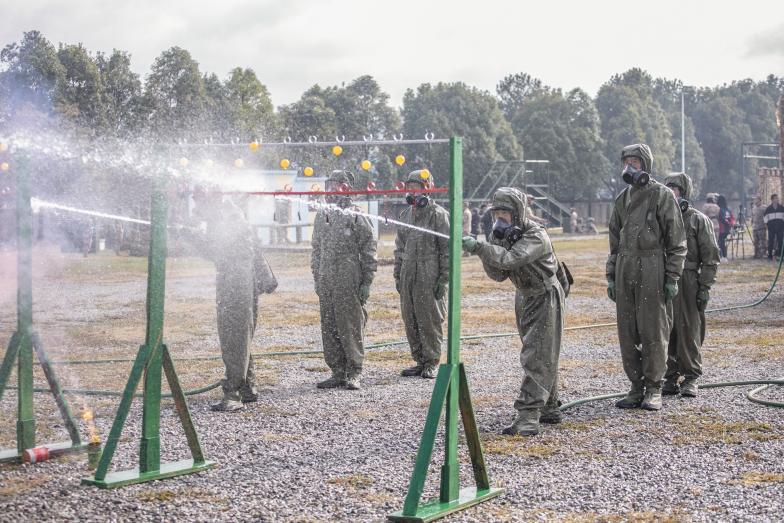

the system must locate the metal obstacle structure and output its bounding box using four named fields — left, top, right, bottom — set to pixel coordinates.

left=0, top=158, right=87, bottom=463
left=388, top=138, right=503, bottom=522
left=82, top=175, right=215, bottom=488
left=162, top=134, right=503, bottom=518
